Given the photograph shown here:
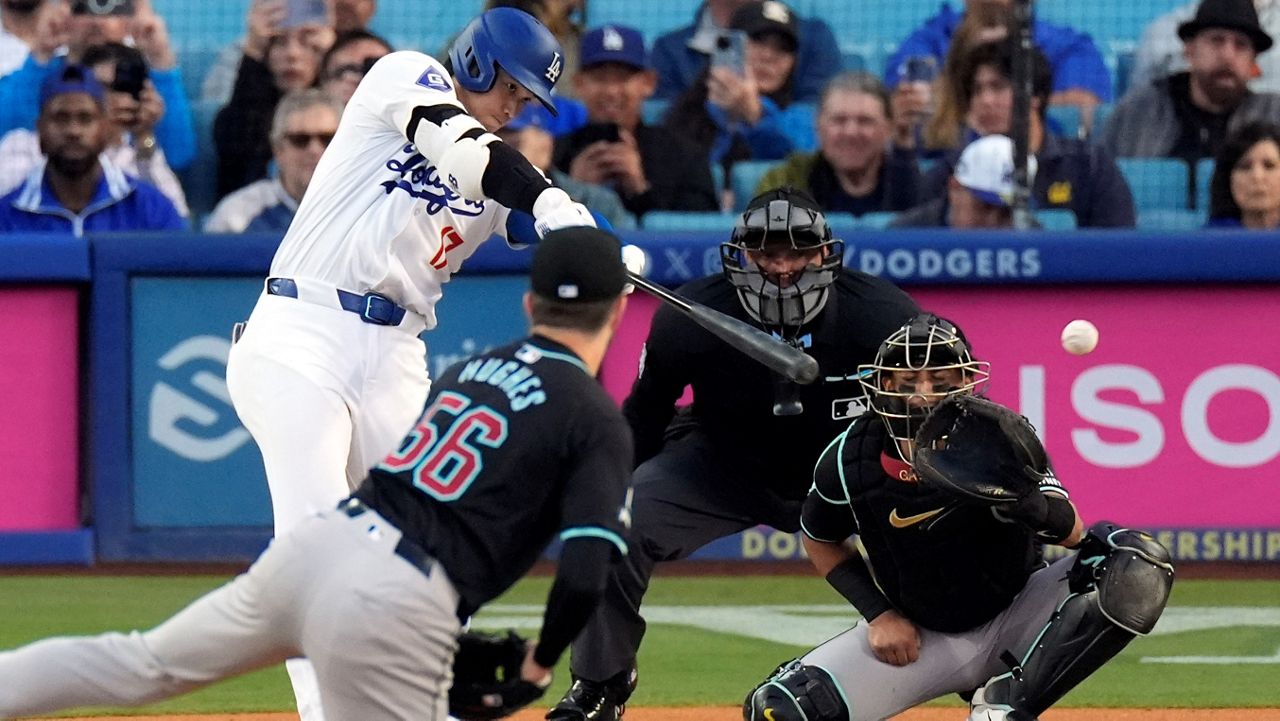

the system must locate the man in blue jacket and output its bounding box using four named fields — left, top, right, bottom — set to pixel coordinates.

left=884, top=0, right=1112, bottom=111
left=650, top=0, right=841, bottom=103
left=0, top=66, right=185, bottom=236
